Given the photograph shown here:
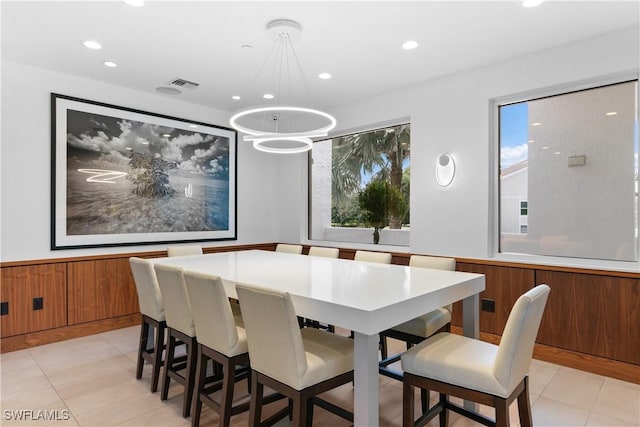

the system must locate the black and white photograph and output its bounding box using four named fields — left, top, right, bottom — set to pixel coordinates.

left=51, top=94, right=237, bottom=249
